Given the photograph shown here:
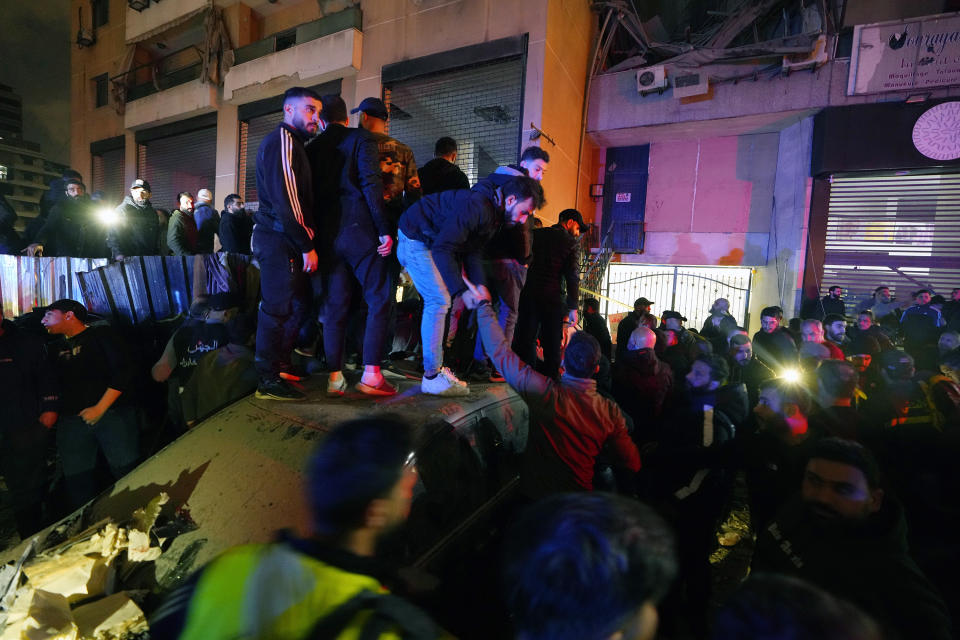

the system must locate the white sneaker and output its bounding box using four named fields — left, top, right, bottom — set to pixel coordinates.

left=422, top=368, right=470, bottom=396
